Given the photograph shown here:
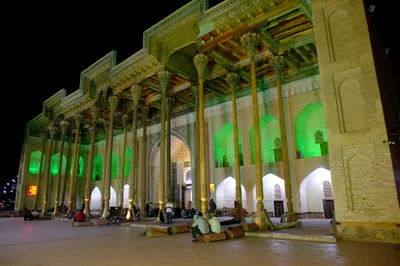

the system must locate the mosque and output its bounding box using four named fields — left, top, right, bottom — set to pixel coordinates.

left=14, top=0, right=400, bottom=243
